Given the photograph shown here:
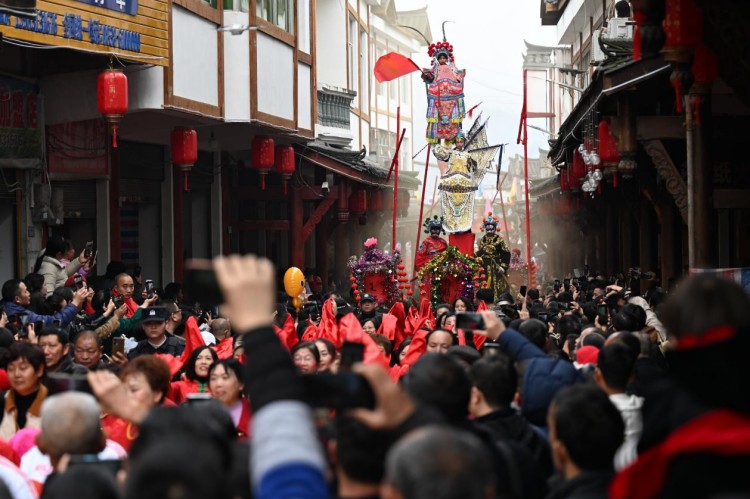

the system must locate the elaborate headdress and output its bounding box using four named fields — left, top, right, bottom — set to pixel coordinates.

left=427, top=40, right=454, bottom=62
left=481, top=213, right=500, bottom=231
left=423, top=215, right=446, bottom=234
left=454, top=130, right=466, bottom=142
